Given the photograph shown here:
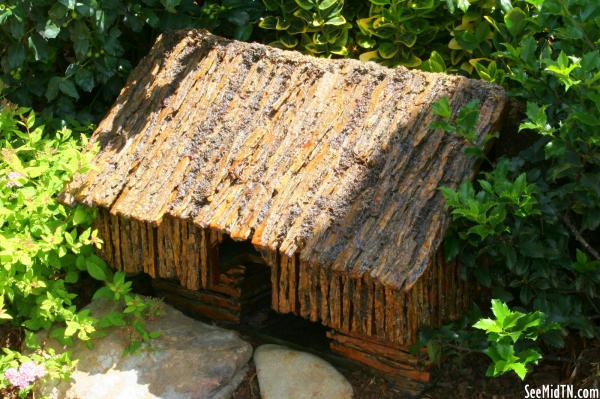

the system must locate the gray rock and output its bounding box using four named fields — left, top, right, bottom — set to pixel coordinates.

left=254, top=344, right=353, bottom=399
left=38, top=298, right=252, bottom=399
